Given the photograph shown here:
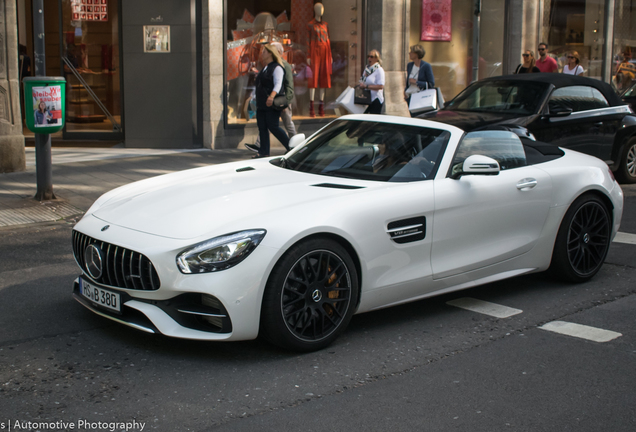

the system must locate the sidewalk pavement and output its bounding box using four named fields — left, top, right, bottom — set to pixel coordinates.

left=0, top=146, right=280, bottom=228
